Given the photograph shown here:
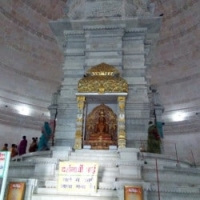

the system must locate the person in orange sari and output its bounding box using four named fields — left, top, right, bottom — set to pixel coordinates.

left=29, top=137, right=38, bottom=152
left=10, top=144, right=18, bottom=158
